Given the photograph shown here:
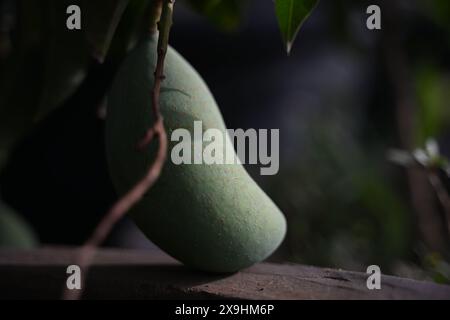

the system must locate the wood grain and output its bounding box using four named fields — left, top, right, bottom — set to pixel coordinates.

left=0, top=247, right=449, bottom=299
